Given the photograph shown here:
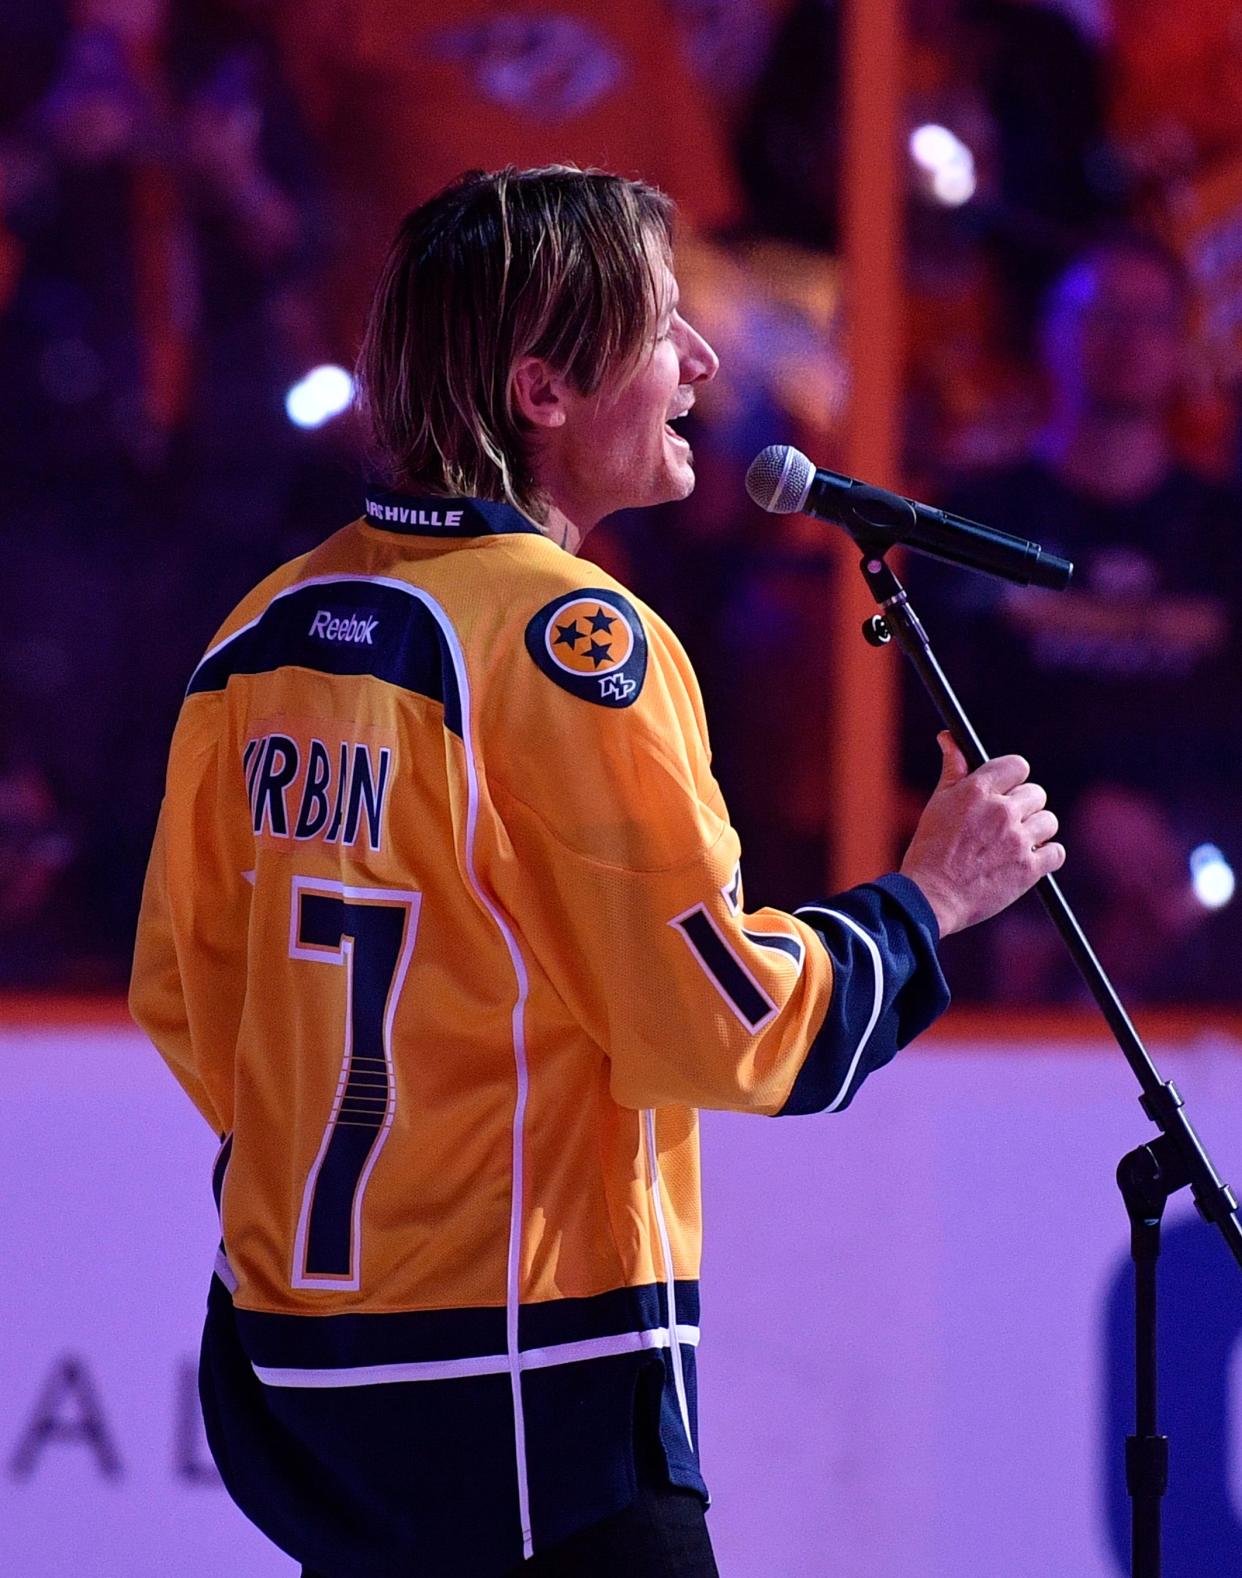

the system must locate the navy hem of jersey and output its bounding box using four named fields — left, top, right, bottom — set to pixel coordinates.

left=201, top=1278, right=706, bottom=1577
left=778, top=875, right=950, bottom=1115
left=362, top=488, right=542, bottom=538
left=232, top=1279, right=701, bottom=1371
